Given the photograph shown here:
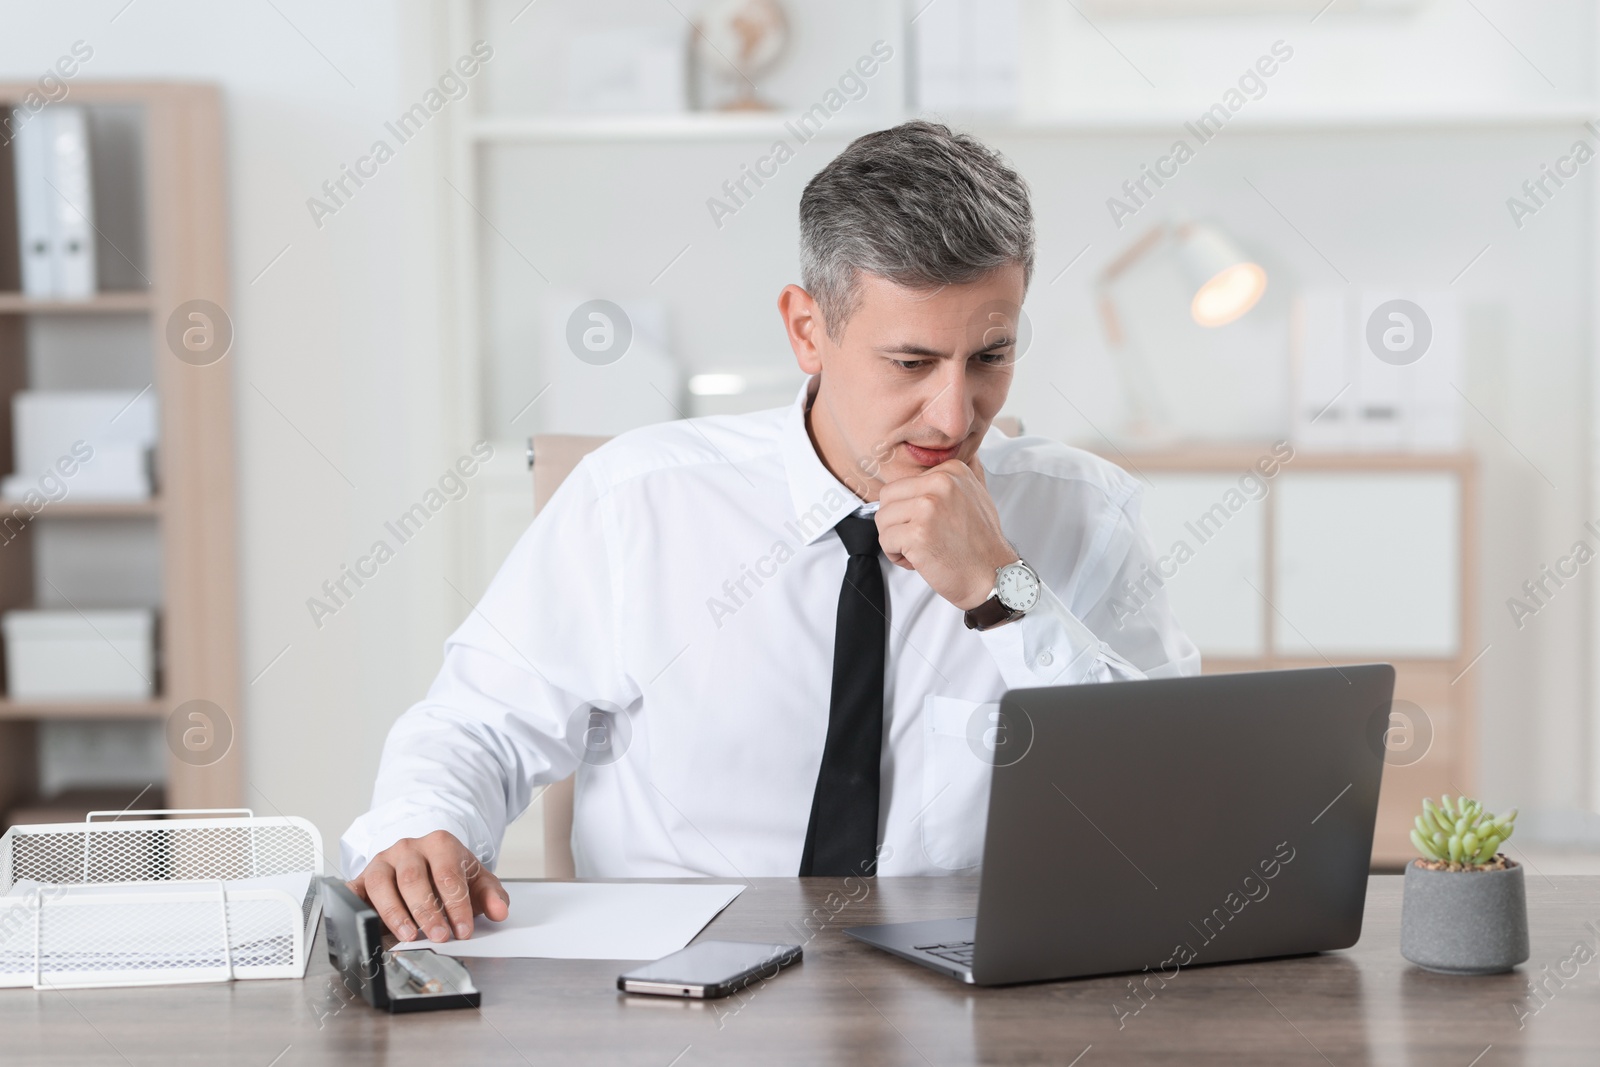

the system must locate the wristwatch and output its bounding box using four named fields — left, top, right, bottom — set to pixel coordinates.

left=963, top=558, right=1041, bottom=631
